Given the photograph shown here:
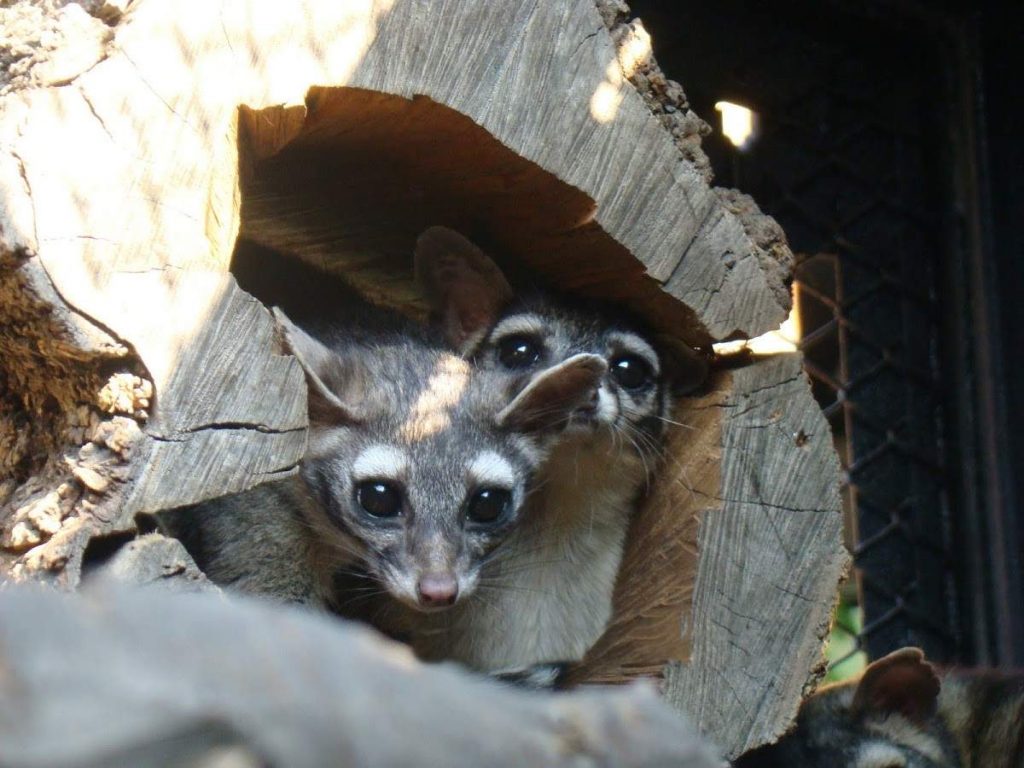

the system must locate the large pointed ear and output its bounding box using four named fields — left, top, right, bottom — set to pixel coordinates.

left=657, top=336, right=710, bottom=396
left=851, top=647, right=940, bottom=725
left=414, top=226, right=515, bottom=352
left=272, top=307, right=364, bottom=426
left=497, top=353, right=606, bottom=433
